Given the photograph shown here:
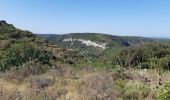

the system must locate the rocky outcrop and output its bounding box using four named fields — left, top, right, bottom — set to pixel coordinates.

left=63, top=38, right=107, bottom=49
